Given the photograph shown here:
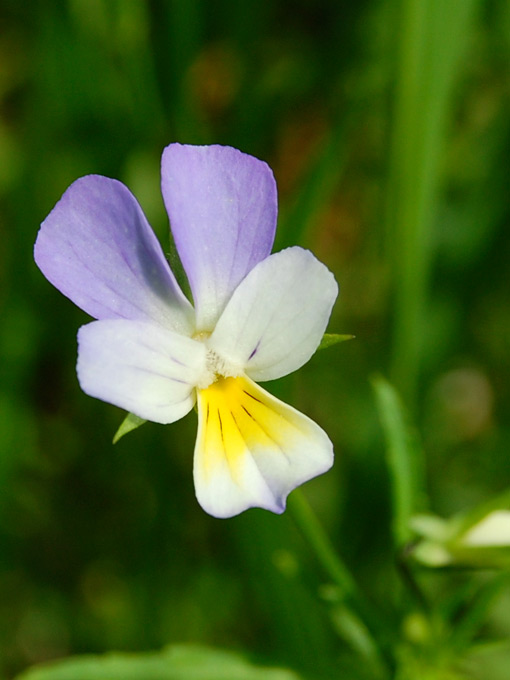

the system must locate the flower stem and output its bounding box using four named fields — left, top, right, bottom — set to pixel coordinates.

left=288, top=489, right=391, bottom=677
left=288, top=489, right=357, bottom=595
